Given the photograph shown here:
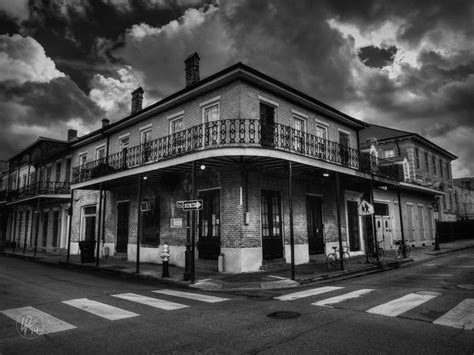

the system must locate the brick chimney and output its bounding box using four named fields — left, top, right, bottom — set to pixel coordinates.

left=67, top=129, right=77, bottom=141
left=102, top=118, right=110, bottom=128
left=185, top=52, right=200, bottom=87
left=131, top=87, right=144, bottom=114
